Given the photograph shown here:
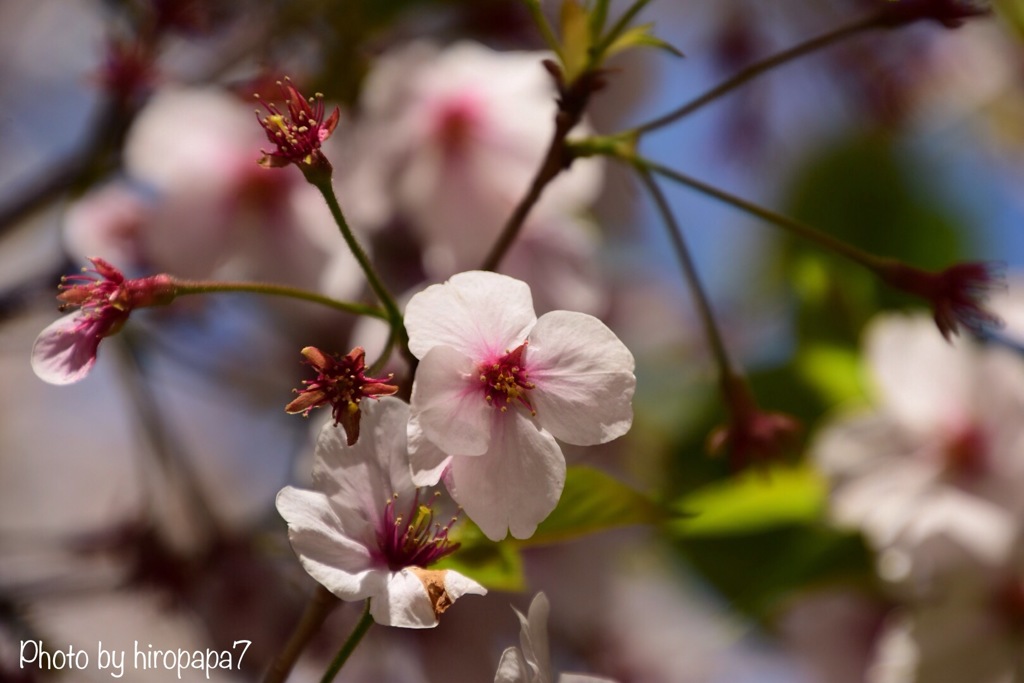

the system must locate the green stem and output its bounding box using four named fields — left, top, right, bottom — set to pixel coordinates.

left=263, top=585, right=339, bottom=683
left=632, top=13, right=882, bottom=135
left=633, top=165, right=738, bottom=386
left=636, top=158, right=888, bottom=272
left=171, top=280, right=388, bottom=319
left=593, top=0, right=653, bottom=59
left=368, top=327, right=397, bottom=376
left=481, top=77, right=596, bottom=272
left=524, top=0, right=564, bottom=60
left=311, top=179, right=408, bottom=340
left=319, top=602, right=373, bottom=683
left=480, top=101, right=575, bottom=273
